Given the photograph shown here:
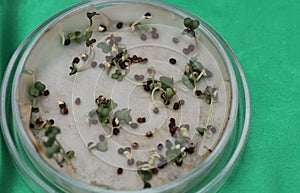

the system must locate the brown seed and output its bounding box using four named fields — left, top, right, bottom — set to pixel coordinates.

left=131, top=142, right=139, bottom=149
left=172, top=37, right=179, bottom=43
left=146, top=131, right=153, bottom=138
left=91, top=119, right=98, bottom=125
left=99, top=134, right=105, bottom=141
left=35, top=117, right=43, bottom=125
left=151, top=168, right=159, bottom=175
left=43, top=90, right=50, bottom=96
